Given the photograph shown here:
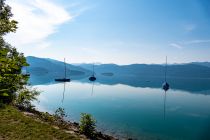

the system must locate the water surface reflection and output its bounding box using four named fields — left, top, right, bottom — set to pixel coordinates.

left=33, top=81, right=210, bottom=140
